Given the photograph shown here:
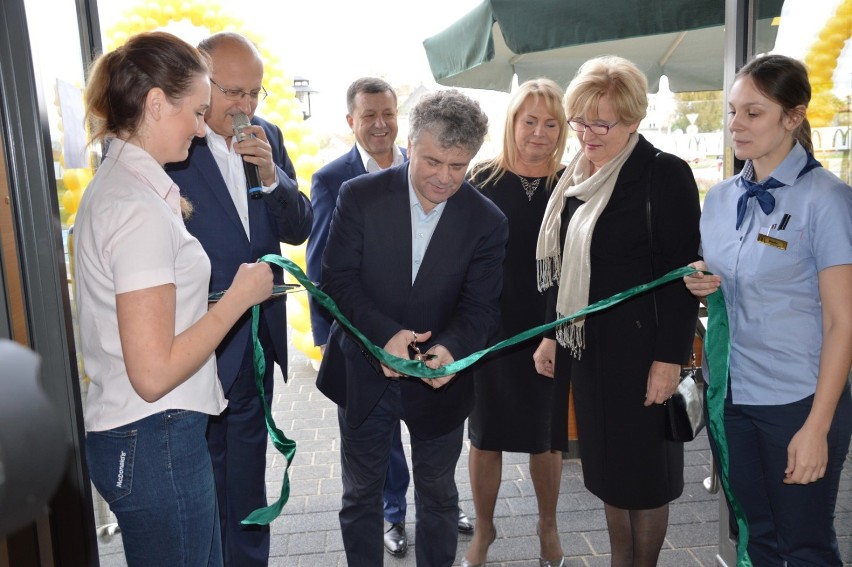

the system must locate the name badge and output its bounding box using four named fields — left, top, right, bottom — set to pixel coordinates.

left=757, top=233, right=788, bottom=250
